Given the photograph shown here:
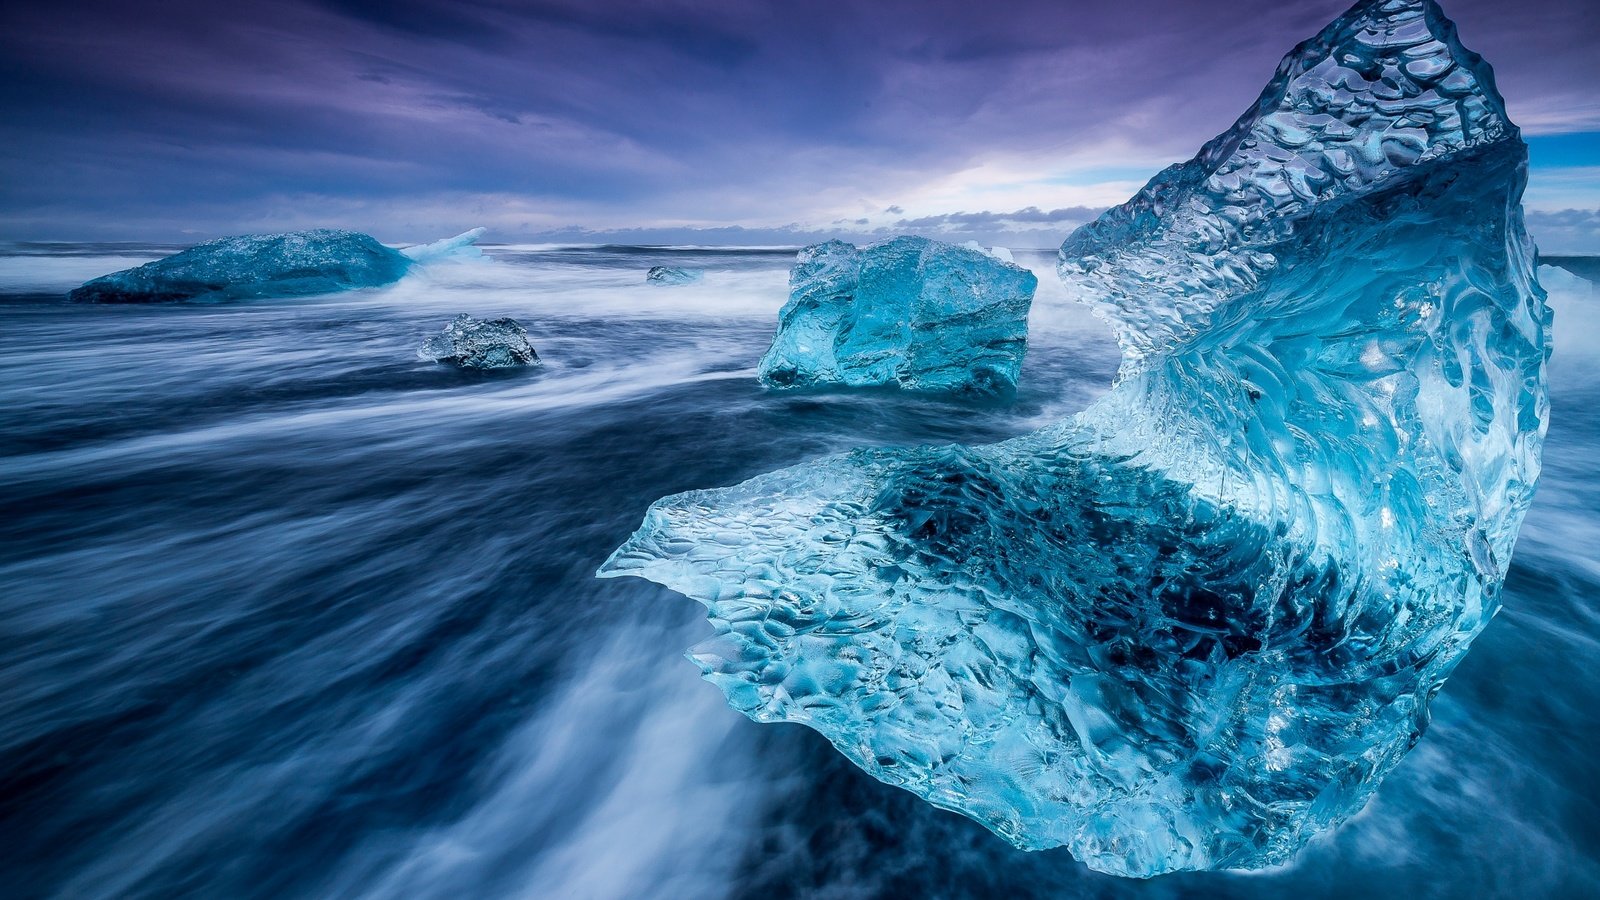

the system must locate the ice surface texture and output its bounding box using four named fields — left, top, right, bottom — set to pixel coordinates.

left=756, top=236, right=1038, bottom=395
left=646, top=266, right=702, bottom=285
left=69, top=228, right=483, bottom=303
left=418, top=314, right=539, bottom=369
left=600, top=0, right=1549, bottom=877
